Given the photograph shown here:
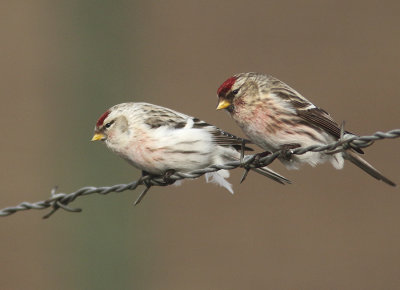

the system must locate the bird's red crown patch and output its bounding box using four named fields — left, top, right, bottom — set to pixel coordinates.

left=96, top=110, right=110, bottom=127
left=217, top=76, right=237, bottom=96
